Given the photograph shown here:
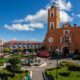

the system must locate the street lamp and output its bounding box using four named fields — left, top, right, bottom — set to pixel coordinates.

left=55, top=47, right=59, bottom=80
